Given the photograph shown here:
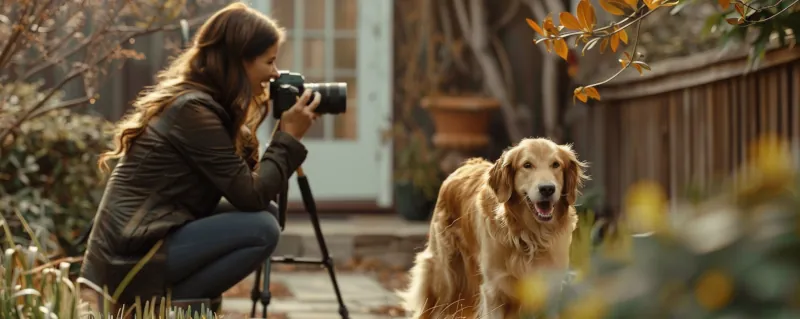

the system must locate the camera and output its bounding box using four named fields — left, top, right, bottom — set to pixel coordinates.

left=269, top=71, right=347, bottom=119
